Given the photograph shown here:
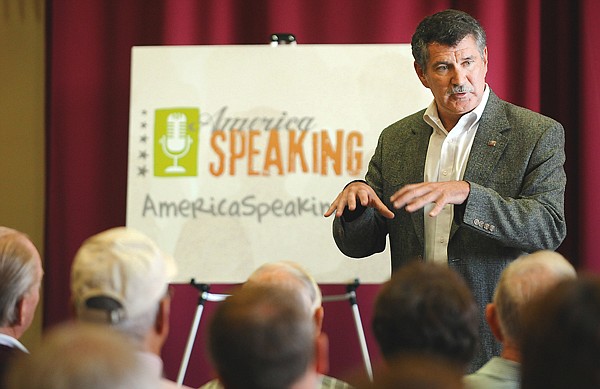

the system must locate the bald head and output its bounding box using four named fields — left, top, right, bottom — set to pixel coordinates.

left=494, top=250, right=576, bottom=342
left=246, top=261, right=322, bottom=318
